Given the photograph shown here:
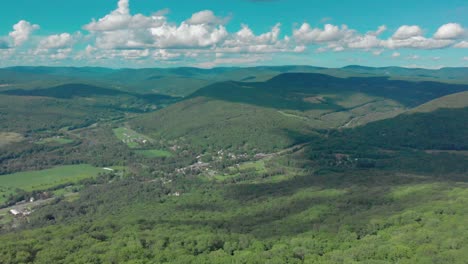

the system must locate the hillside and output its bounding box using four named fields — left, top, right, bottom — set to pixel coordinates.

left=131, top=73, right=468, bottom=152
left=2, top=66, right=467, bottom=97
left=0, top=83, right=178, bottom=134
left=1, top=95, right=467, bottom=263
left=1, top=66, right=468, bottom=263
left=409, top=91, right=468, bottom=113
